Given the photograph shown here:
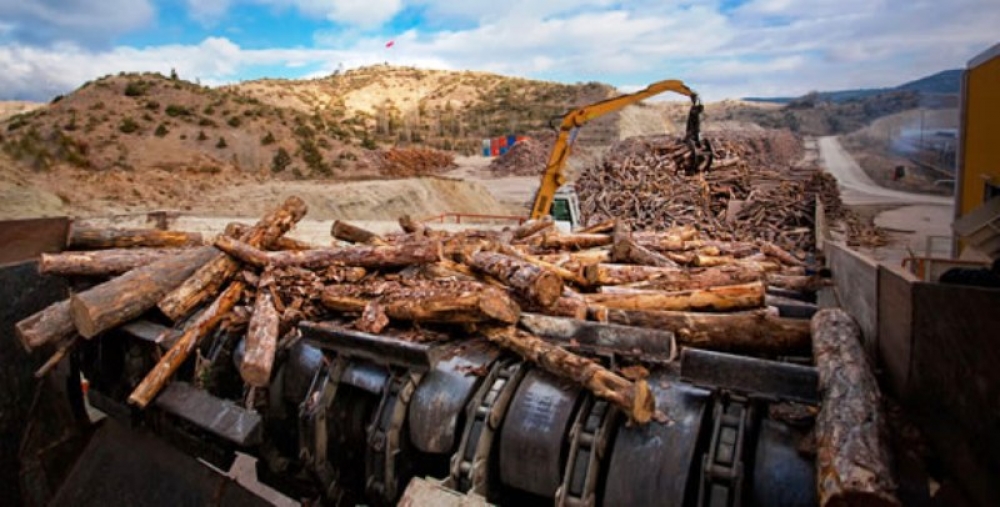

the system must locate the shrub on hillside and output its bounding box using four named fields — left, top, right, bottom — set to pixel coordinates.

left=155, top=124, right=169, bottom=137
left=165, top=104, right=192, bottom=117
left=119, top=117, right=140, bottom=134
left=272, top=148, right=291, bottom=173
left=216, top=137, right=227, bottom=149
